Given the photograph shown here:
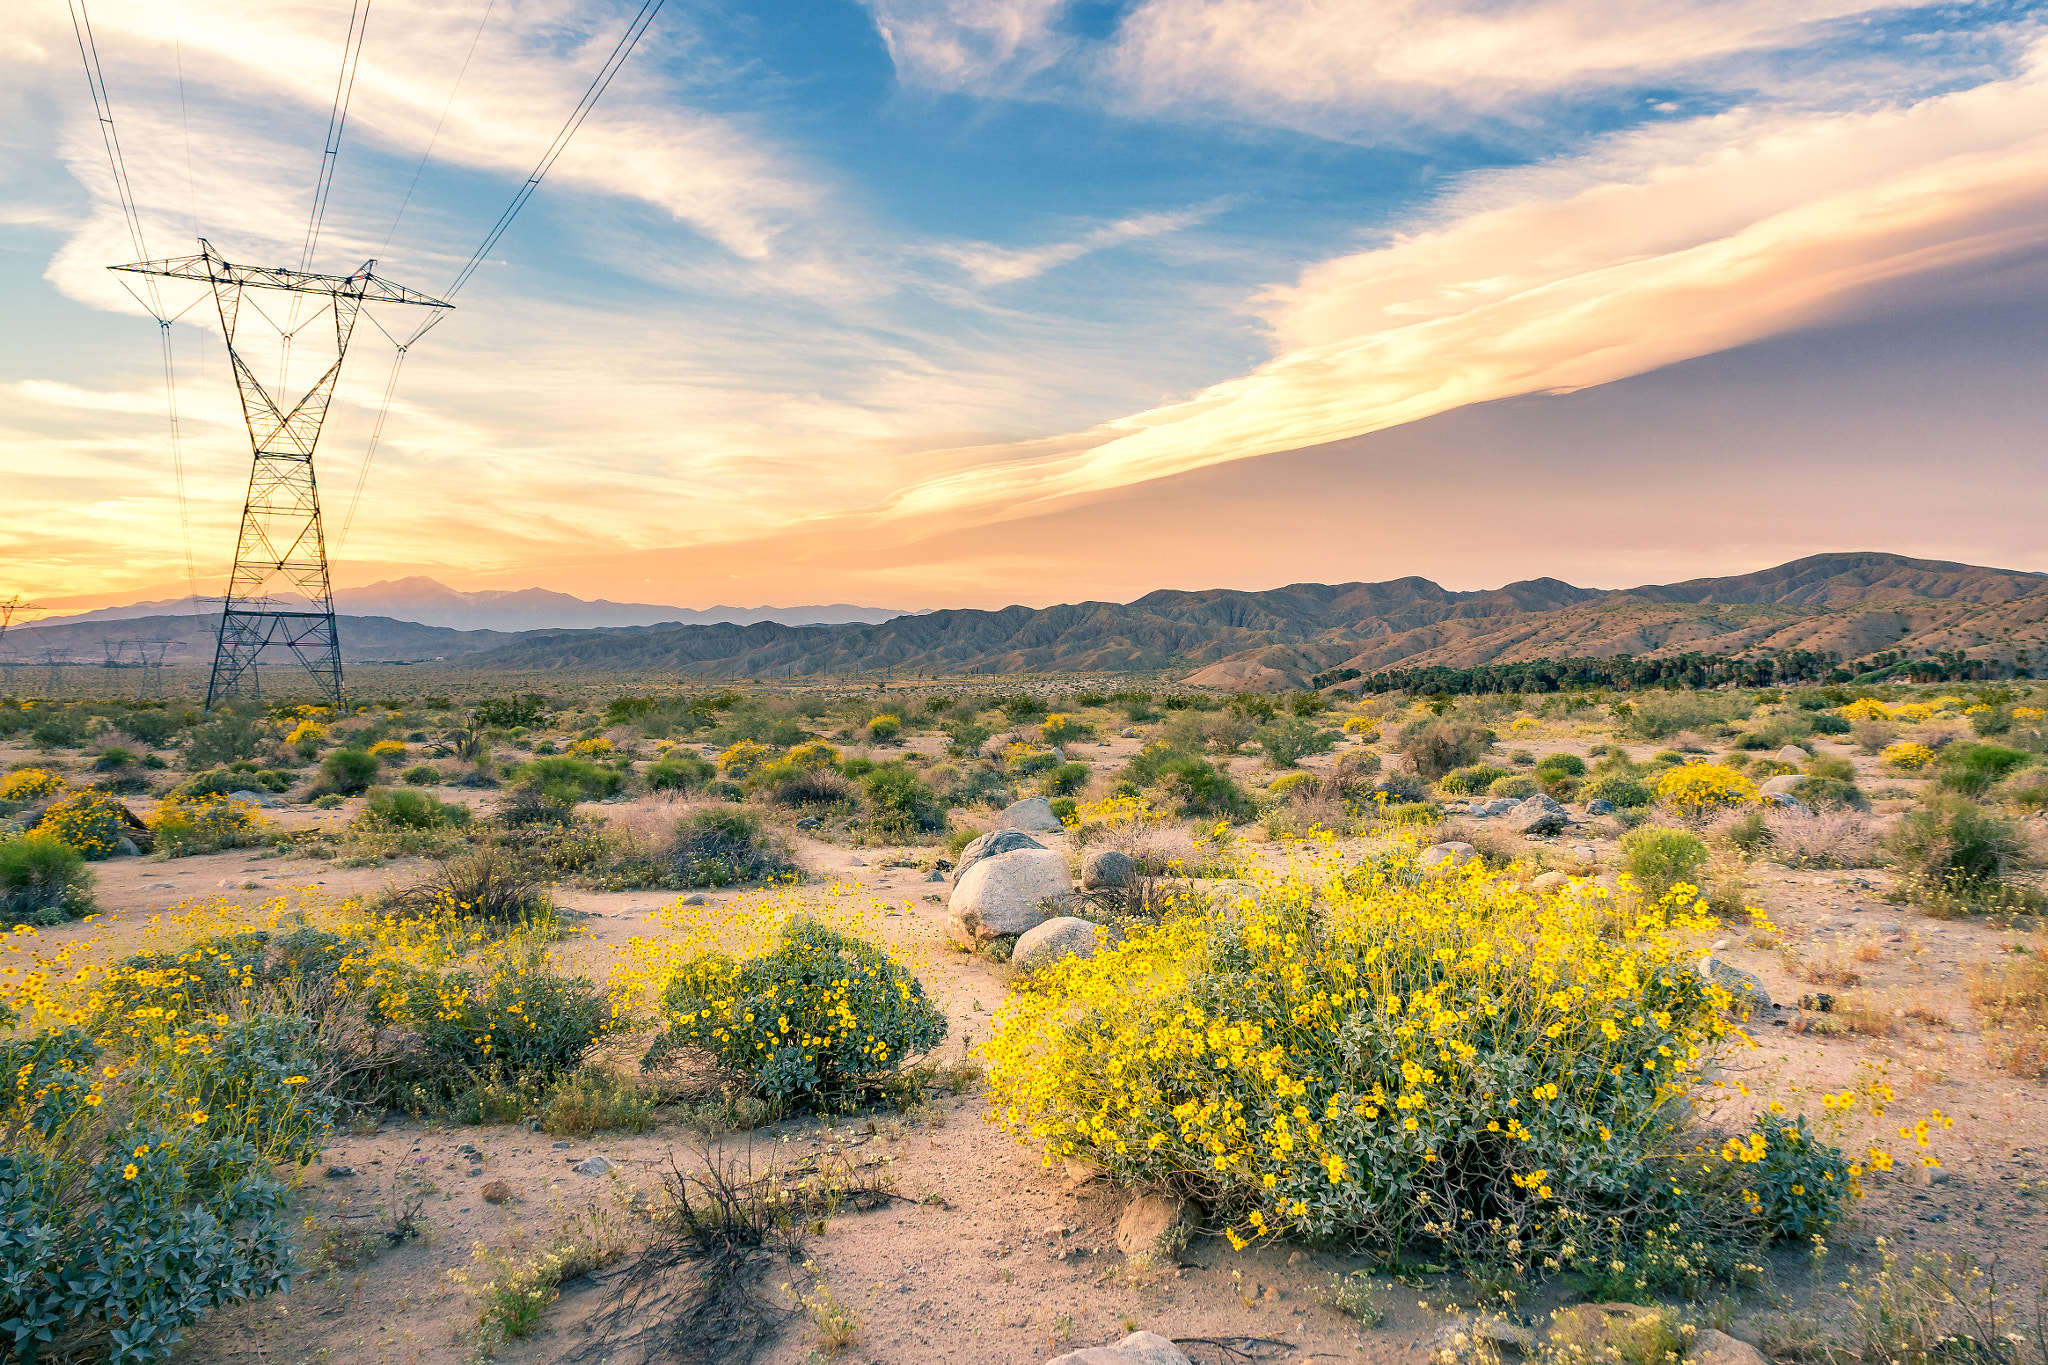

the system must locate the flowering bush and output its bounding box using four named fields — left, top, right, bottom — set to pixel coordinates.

left=569, top=736, right=613, bottom=757
left=717, top=740, right=774, bottom=779
left=1838, top=699, right=1892, bottom=722
left=0, top=768, right=63, bottom=802
left=1881, top=742, right=1936, bottom=772
left=369, top=738, right=408, bottom=764
left=380, top=939, right=610, bottom=1085
left=1892, top=702, right=1937, bottom=723
left=37, top=790, right=131, bottom=859
left=985, top=854, right=1762, bottom=1258
left=785, top=741, right=843, bottom=770
left=1040, top=713, right=1091, bottom=745
left=149, top=795, right=266, bottom=857
left=646, top=918, right=945, bottom=1100
left=1654, top=764, right=1757, bottom=826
